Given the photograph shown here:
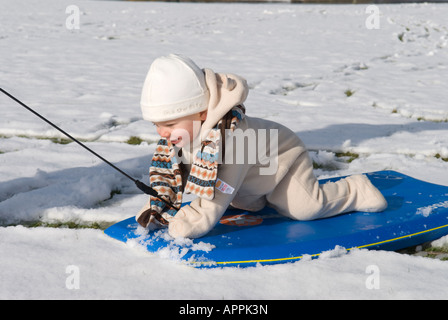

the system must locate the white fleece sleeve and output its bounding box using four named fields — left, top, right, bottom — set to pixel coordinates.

left=168, top=162, right=250, bottom=239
